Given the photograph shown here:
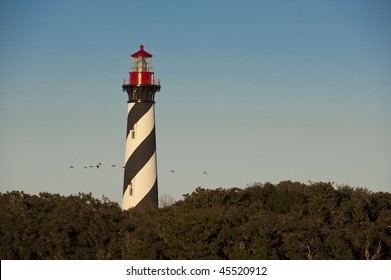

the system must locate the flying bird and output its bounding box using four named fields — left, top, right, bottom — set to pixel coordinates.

left=171, top=170, right=175, bottom=174
left=202, top=171, right=208, bottom=175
